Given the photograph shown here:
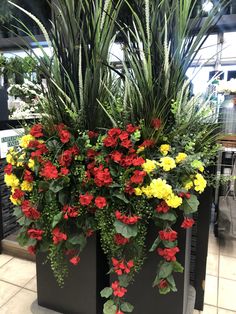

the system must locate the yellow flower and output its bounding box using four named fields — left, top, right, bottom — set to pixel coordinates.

left=6, top=153, right=16, bottom=165
left=16, top=154, right=26, bottom=167
left=184, top=180, right=193, bottom=190
left=160, top=157, right=176, bottom=172
left=19, top=134, right=35, bottom=148
left=141, top=185, right=154, bottom=198
left=160, top=144, right=171, bottom=156
left=28, top=158, right=35, bottom=170
left=194, top=173, right=207, bottom=193
left=10, top=195, right=21, bottom=205
left=134, top=187, right=143, bottom=196
left=4, top=174, right=20, bottom=188
left=166, top=194, right=183, bottom=208
left=142, top=159, right=157, bottom=173
left=199, top=166, right=204, bottom=172
left=175, top=153, right=187, bottom=163
left=21, top=180, right=33, bottom=192
left=137, top=146, right=145, bottom=154
left=150, top=178, right=172, bottom=200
